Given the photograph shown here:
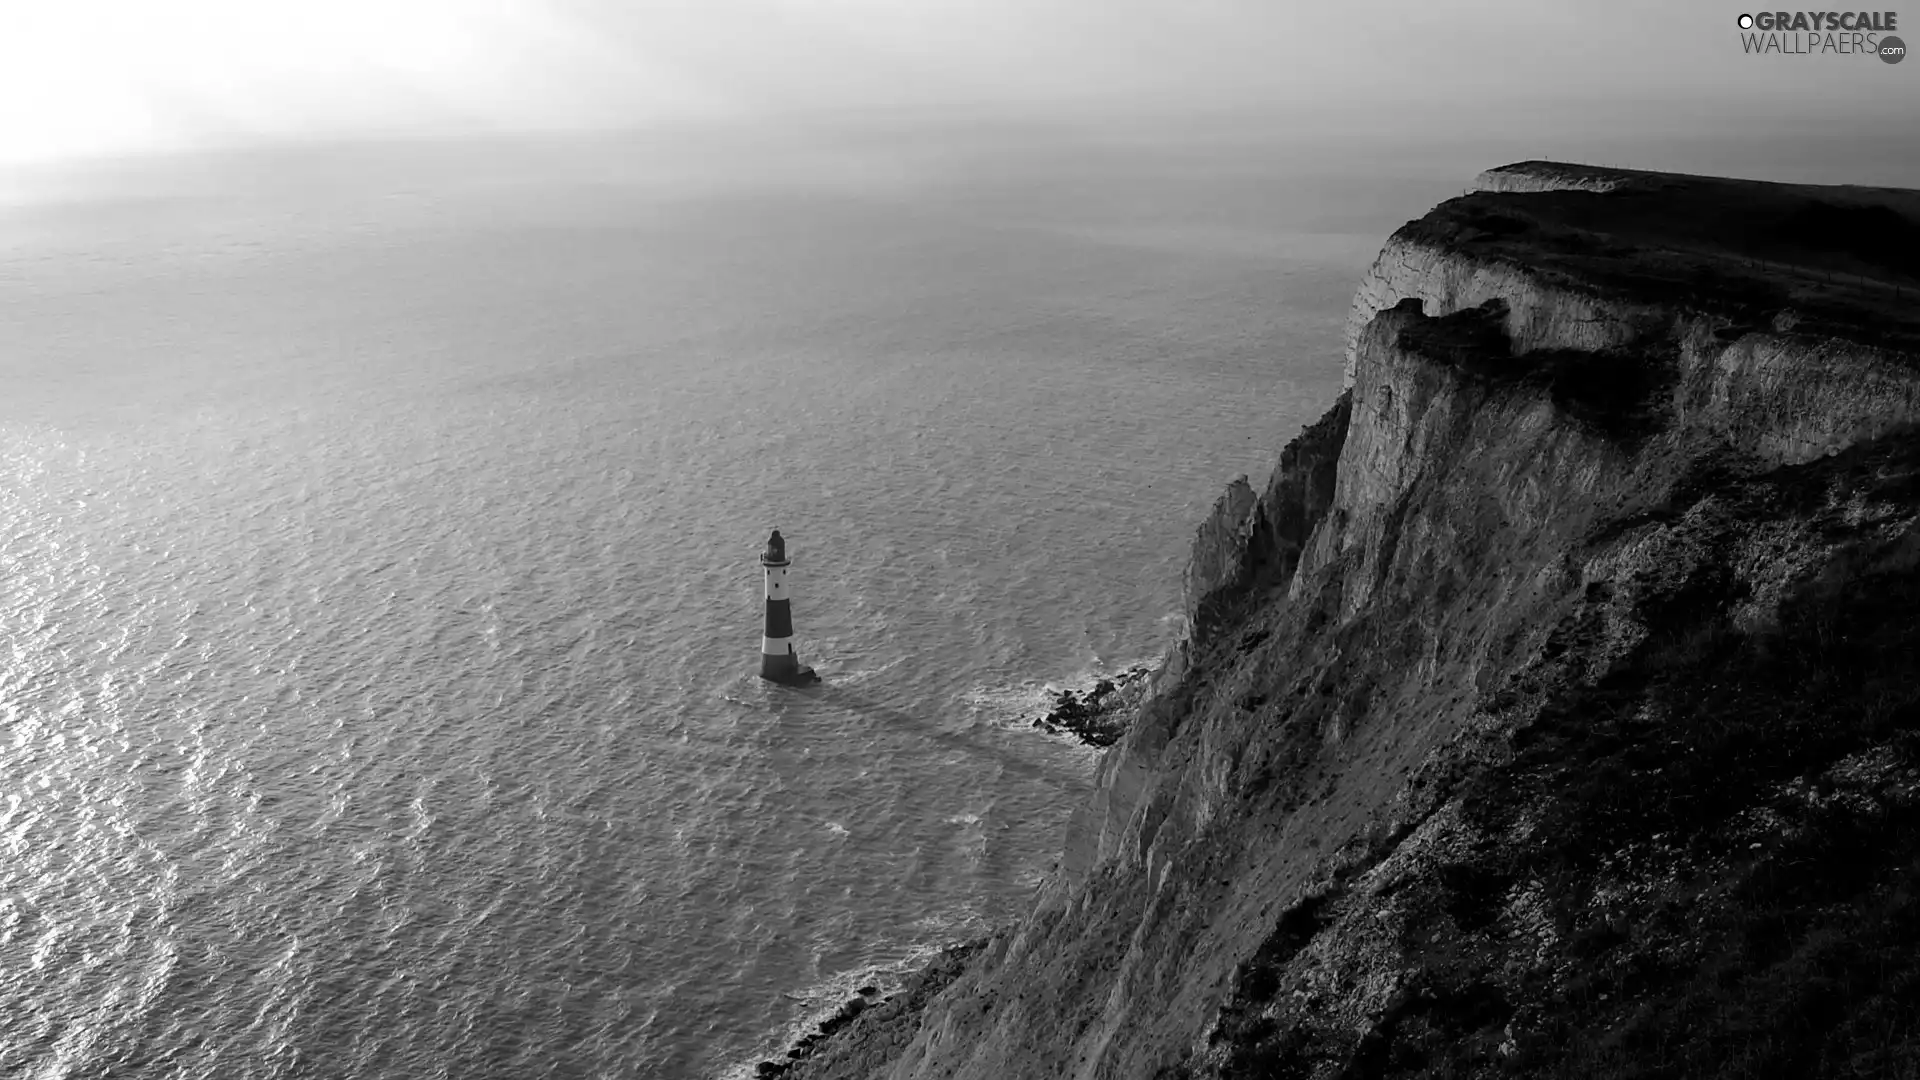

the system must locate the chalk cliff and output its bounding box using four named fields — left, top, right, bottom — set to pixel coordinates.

left=770, top=162, right=1920, bottom=1079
